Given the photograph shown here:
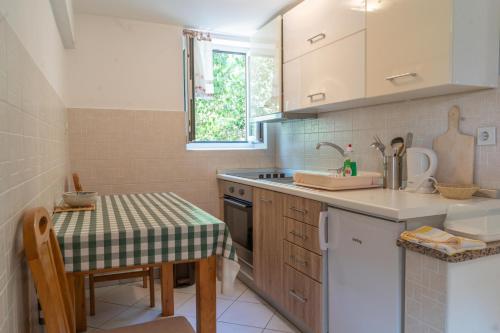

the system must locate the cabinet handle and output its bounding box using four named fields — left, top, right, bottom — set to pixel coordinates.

left=290, top=255, right=308, bottom=267
left=307, top=33, right=326, bottom=44
left=288, top=289, right=308, bottom=303
left=289, top=231, right=307, bottom=240
left=260, top=198, right=272, bottom=204
left=385, top=72, right=417, bottom=81
left=290, top=206, right=308, bottom=214
left=307, top=92, right=326, bottom=102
